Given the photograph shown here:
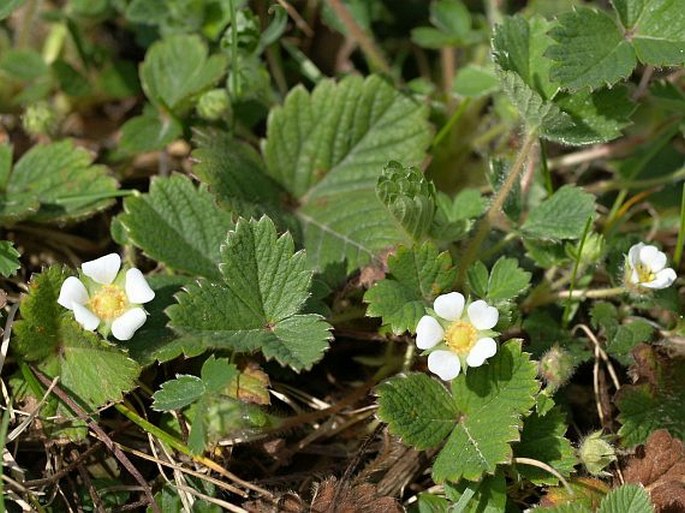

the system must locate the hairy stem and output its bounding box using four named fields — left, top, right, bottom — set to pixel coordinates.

left=458, top=131, right=537, bottom=285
